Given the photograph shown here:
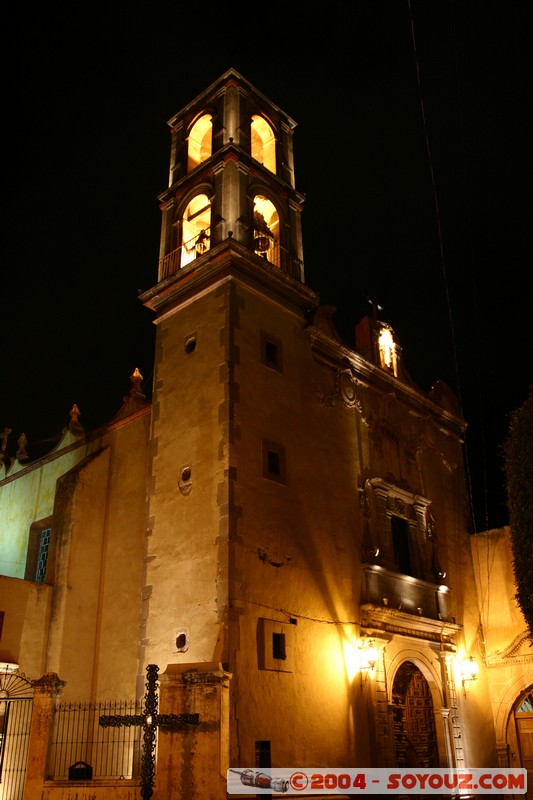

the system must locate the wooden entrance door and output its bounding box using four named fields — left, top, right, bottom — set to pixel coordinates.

left=391, top=660, right=439, bottom=768
left=515, top=689, right=533, bottom=800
